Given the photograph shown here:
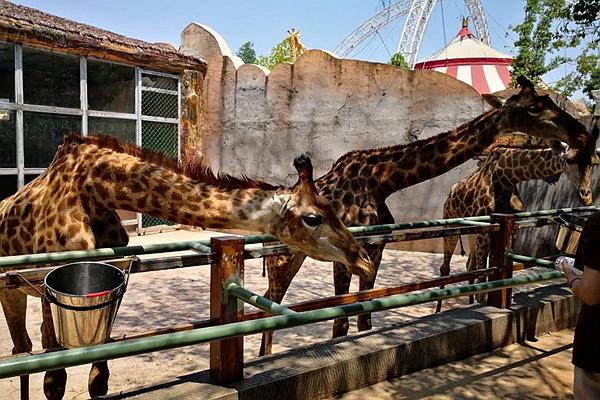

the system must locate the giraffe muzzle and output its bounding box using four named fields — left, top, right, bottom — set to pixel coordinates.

left=347, top=246, right=376, bottom=278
